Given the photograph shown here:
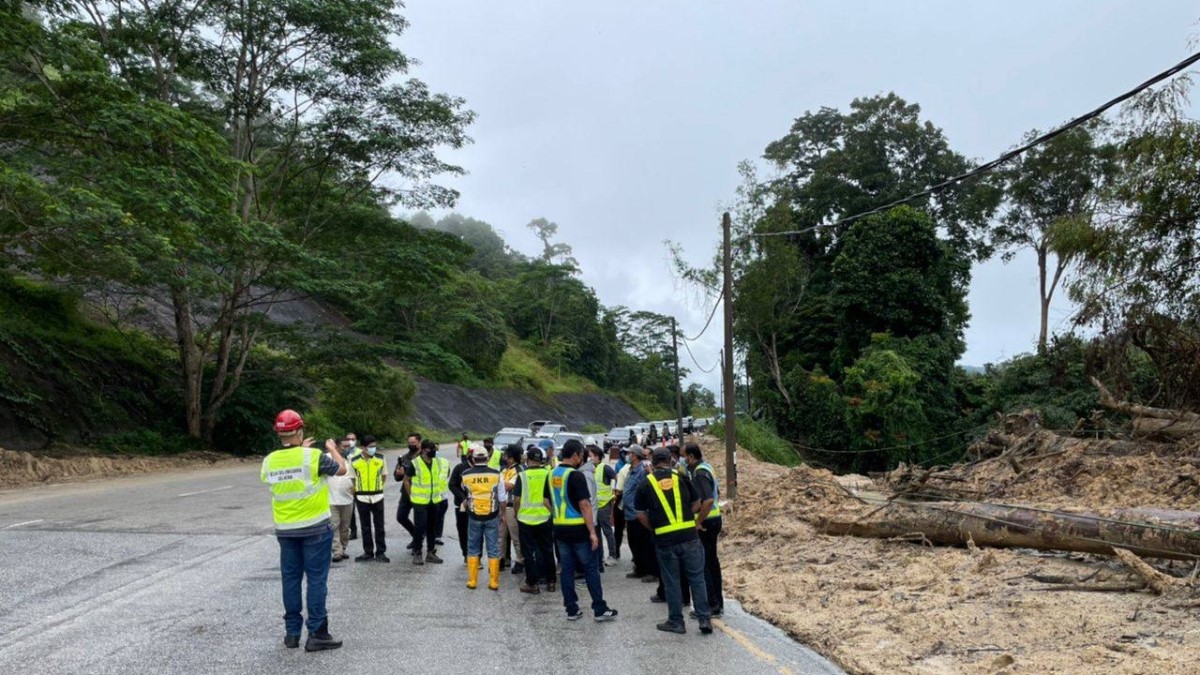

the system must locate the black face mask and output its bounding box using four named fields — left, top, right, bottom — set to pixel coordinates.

left=427, top=449, right=437, bottom=458
left=407, top=445, right=419, bottom=453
